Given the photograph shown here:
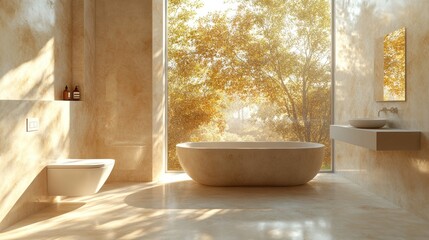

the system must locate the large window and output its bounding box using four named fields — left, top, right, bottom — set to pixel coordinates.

left=167, top=0, right=332, bottom=171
